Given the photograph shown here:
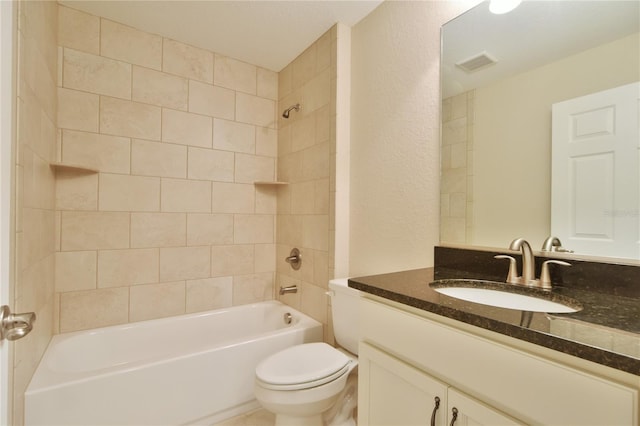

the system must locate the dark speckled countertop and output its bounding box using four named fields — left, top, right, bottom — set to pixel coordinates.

left=349, top=267, right=640, bottom=376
